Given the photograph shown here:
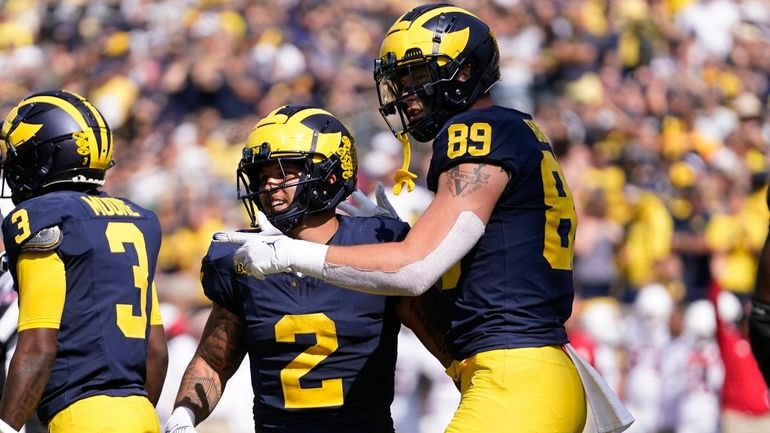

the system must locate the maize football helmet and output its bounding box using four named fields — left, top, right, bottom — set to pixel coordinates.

left=374, top=3, right=500, bottom=142
left=238, top=105, right=357, bottom=233
left=0, top=89, right=114, bottom=204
